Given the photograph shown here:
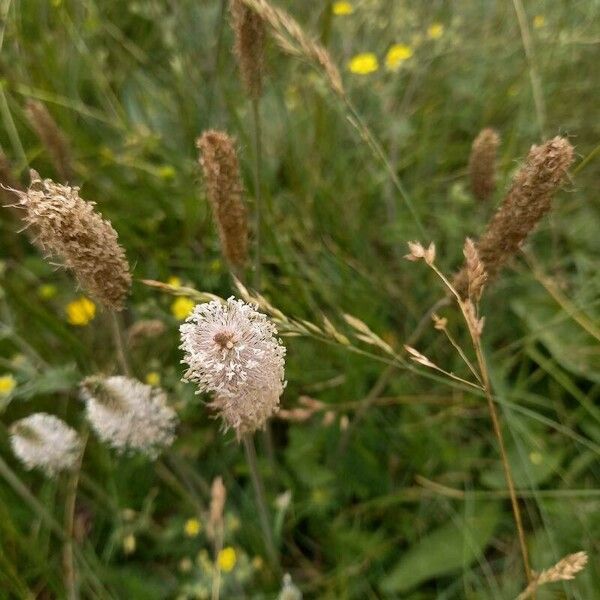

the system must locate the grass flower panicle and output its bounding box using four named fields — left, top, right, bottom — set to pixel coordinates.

left=469, top=128, right=500, bottom=202
left=16, top=172, right=131, bottom=310
left=455, top=136, right=574, bottom=296
left=230, top=0, right=266, bottom=99
left=81, top=376, right=178, bottom=458
left=10, top=413, right=81, bottom=476
left=197, top=131, right=249, bottom=270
